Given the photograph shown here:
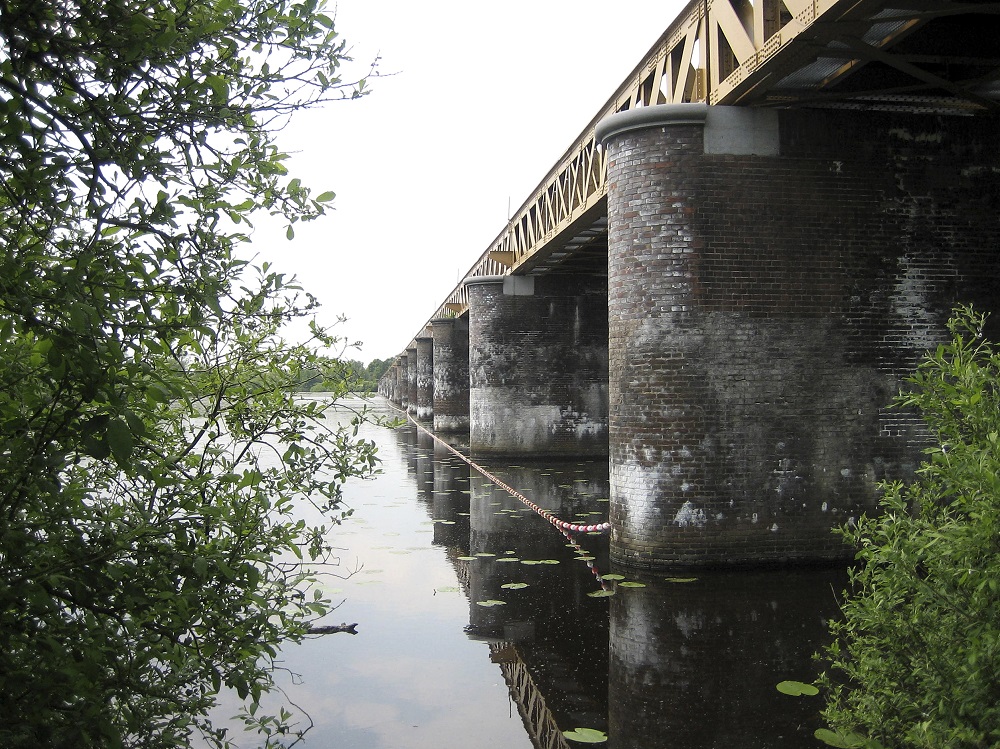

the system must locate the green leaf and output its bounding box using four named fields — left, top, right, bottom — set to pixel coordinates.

left=315, top=190, right=336, bottom=202
left=563, top=727, right=608, bottom=743
left=105, top=418, right=135, bottom=467
left=813, top=729, right=868, bottom=748
left=123, top=410, right=147, bottom=437
left=776, top=680, right=819, bottom=697
left=205, top=74, right=229, bottom=103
